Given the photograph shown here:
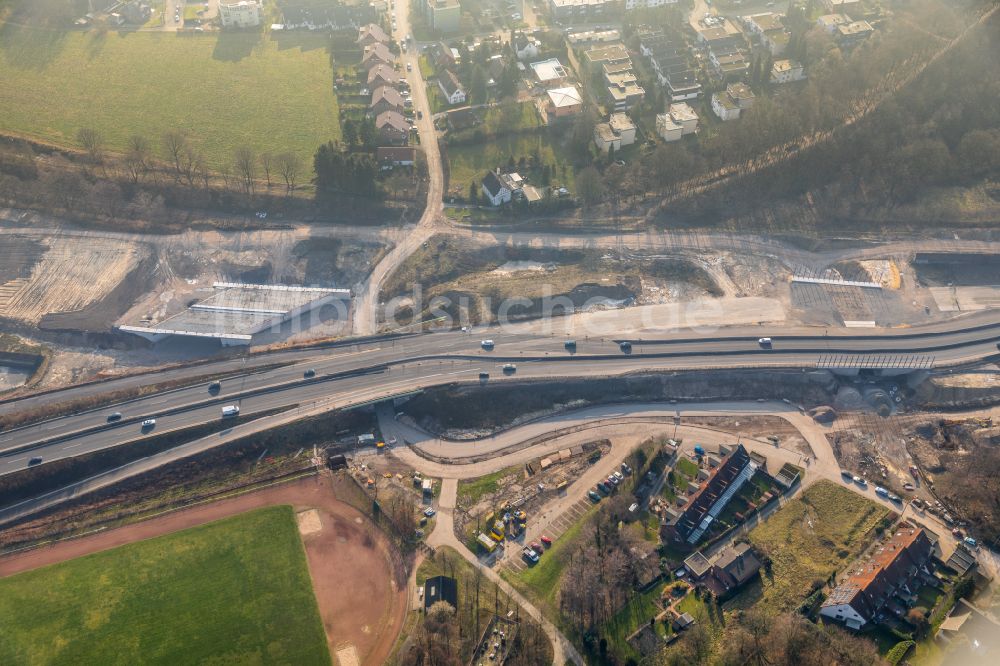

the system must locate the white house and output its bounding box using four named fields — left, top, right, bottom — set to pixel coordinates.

left=770, top=59, right=805, bottom=84
left=219, top=0, right=263, bottom=28
left=667, top=102, right=699, bottom=134
left=512, top=32, right=540, bottom=61
left=712, top=92, right=741, bottom=121
left=438, top=70, right=467, bottom=105
left=656, top=113, right=683, bottom=142
left=482, top=171, right=512, bottom=206
left=593, top=113, right=636, bottom=153
left=625, top=0, right=677, bottom=9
